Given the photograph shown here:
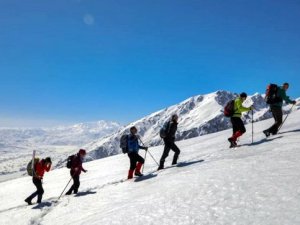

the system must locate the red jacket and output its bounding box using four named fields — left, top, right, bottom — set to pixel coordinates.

left=70, top=154, right=86, bottom=176
left=34, top=159, right=51, bottom=179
